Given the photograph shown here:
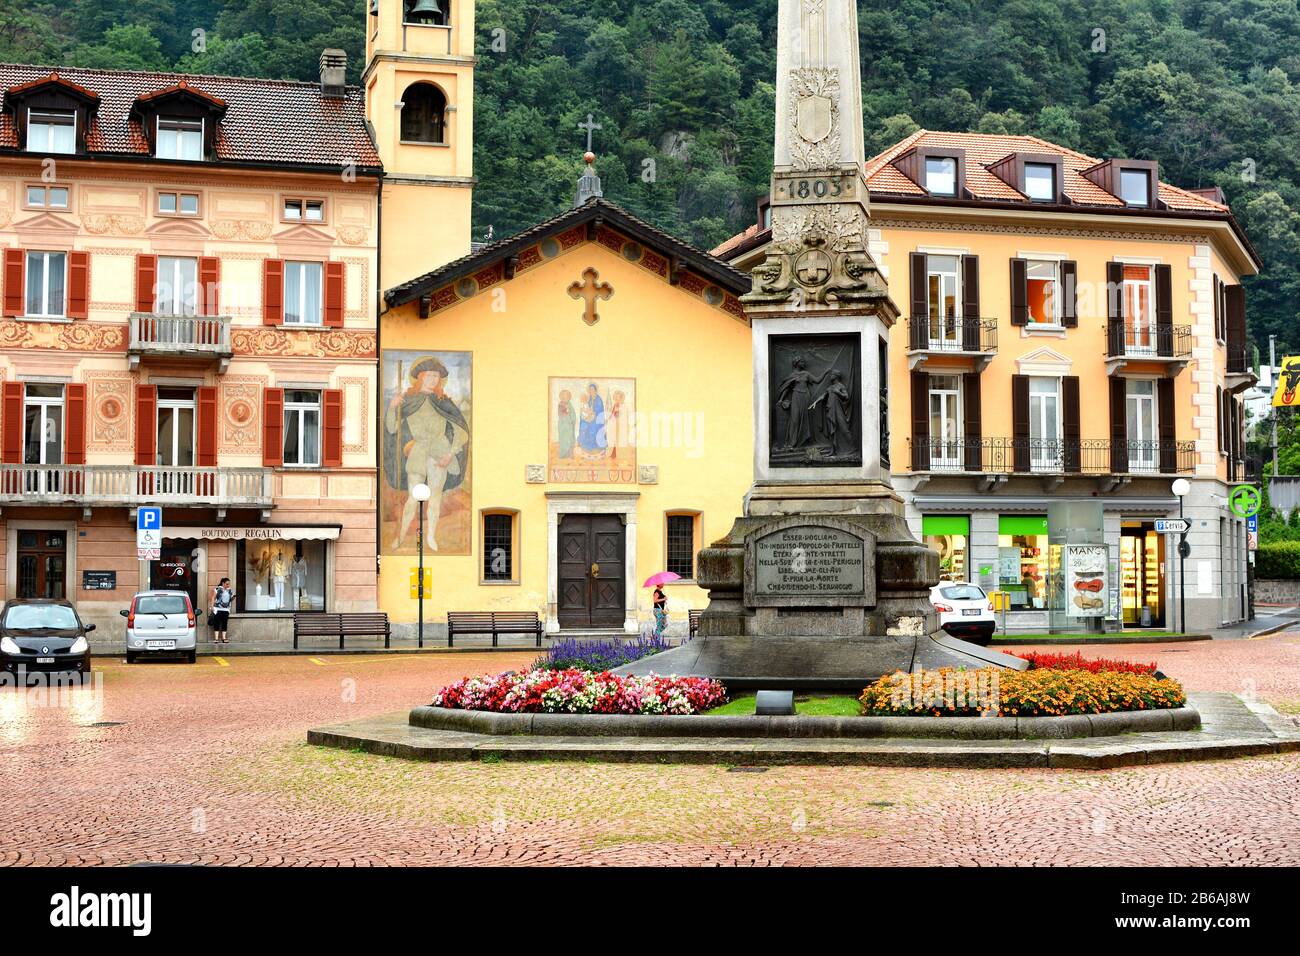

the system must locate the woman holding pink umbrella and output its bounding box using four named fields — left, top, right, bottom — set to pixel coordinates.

left=643, top=571, right=681, bottom=638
